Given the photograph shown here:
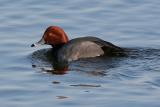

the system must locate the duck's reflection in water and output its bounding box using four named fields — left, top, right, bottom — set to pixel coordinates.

left=31, top=48, right=125, bottom=76
left=31, top=48, right=69, bottom=74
